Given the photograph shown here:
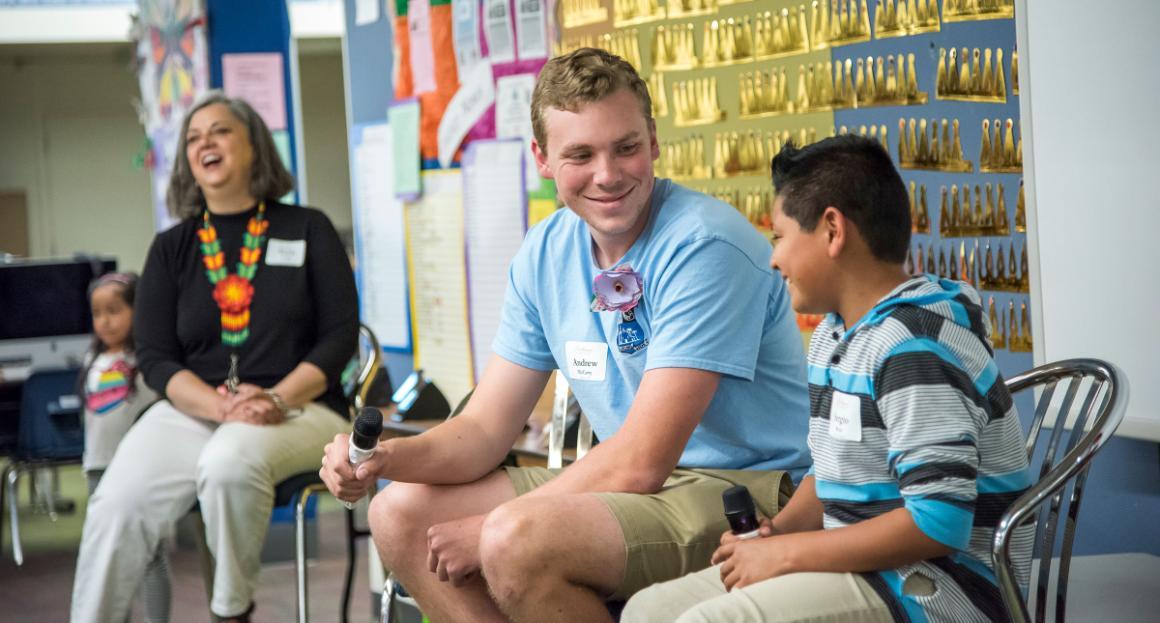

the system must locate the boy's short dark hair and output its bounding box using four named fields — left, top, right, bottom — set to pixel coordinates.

left=770, top=135, right=911, bottom=263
